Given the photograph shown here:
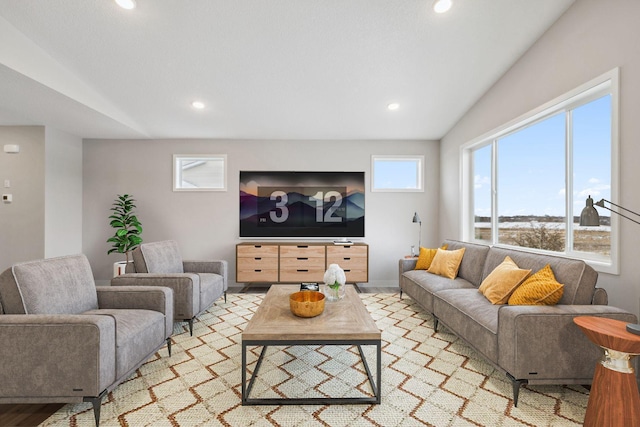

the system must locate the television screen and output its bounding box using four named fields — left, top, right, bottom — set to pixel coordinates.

left=239, top=171, right=365, bottom=238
